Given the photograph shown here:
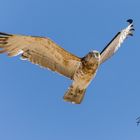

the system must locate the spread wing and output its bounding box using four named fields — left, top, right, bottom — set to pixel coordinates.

left=100, top=19, right=134, bottom=64
left=0, top=32, right=81, bottom=79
